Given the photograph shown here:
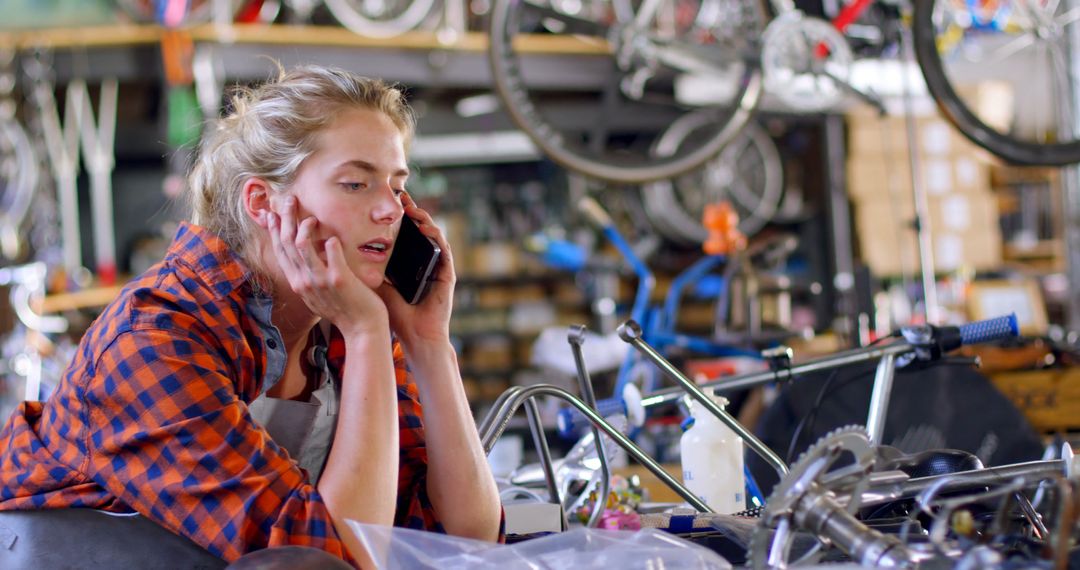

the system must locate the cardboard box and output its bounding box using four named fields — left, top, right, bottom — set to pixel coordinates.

left=847, top=152, right=992, bottom=203
left=847, top=81, right=1012, bottom=158
left=847, top=114, right=974, bottom=159
left=613, top=463, right=687, bottom=504
left=855, top=193, right=1003, bottom=276
left=990, top=368, right=1080, bottom=432
left=855, top=190, right=1000, bottom=233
